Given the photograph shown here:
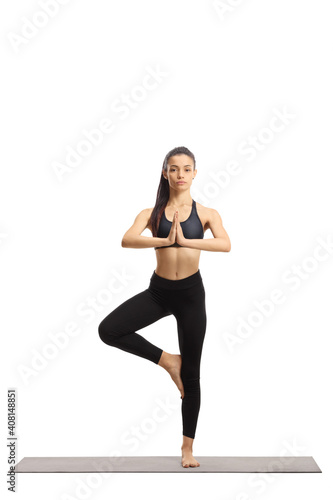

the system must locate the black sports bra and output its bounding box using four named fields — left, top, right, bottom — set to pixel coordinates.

left=154, top=199, right=204, bottom=249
